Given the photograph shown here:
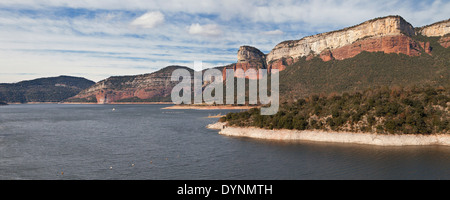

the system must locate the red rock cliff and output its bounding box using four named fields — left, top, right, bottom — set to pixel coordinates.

left=223, top=46, right=267, bottom=80
left=264, top=16, right=449, bottom=70
left=68, top=66, right=193, bottom=104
